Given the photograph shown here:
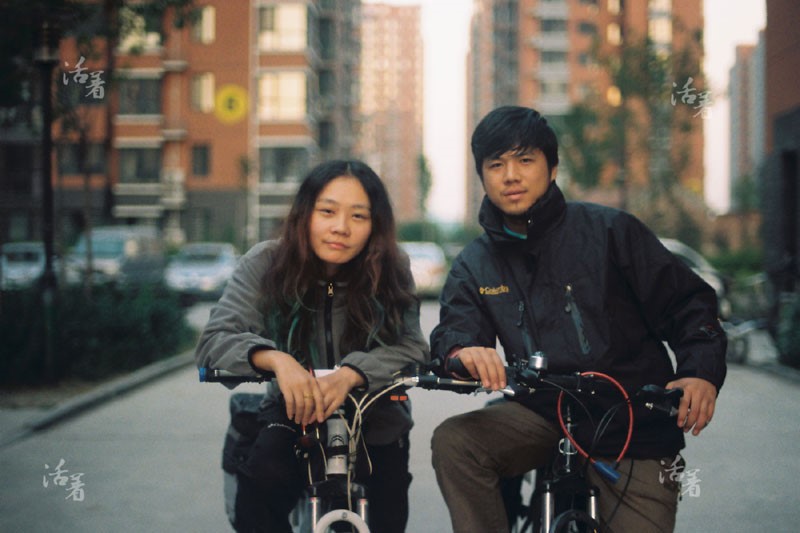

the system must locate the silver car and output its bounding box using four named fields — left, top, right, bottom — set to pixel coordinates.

left=165, top=242, right=239, bottom=301
left=400, top=241, right=448, bottom=299
left=660, top=238, right=731, bottom=319
left=0, top=241, right=49, bottom=290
